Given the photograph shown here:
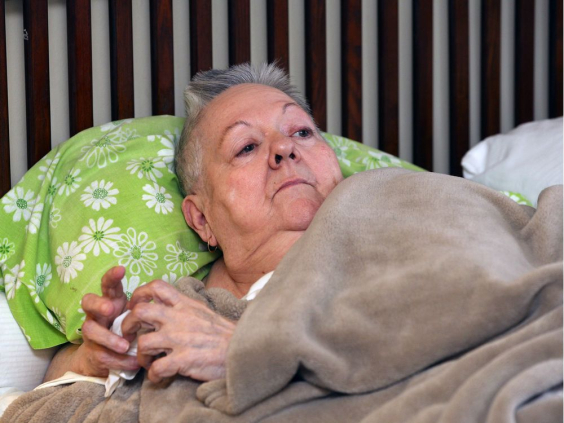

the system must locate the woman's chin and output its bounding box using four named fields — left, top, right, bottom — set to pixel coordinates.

left=280, top=197, right=322, bottom=231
